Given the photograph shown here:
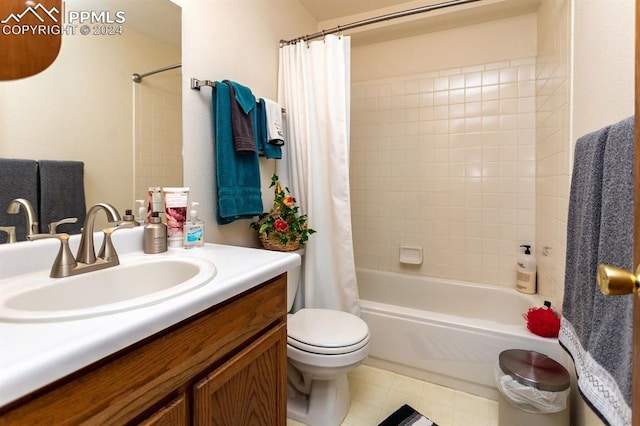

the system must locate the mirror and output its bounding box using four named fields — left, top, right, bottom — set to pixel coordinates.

left=0, top=0, right=182, bottom=242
